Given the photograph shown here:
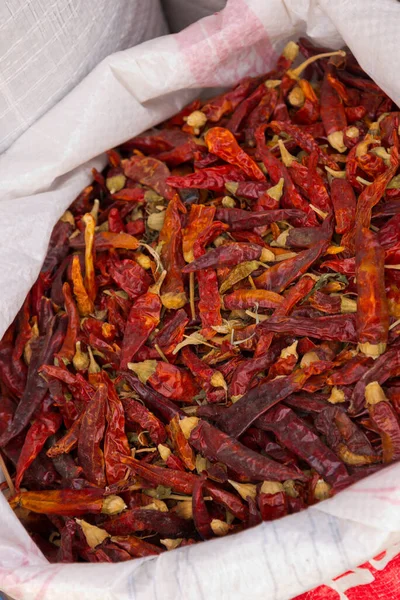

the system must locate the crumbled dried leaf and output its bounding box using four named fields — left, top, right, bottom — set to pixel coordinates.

left=228, top=480, right=257, bottom=501
left=76, top=519, right=110, bottom=549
